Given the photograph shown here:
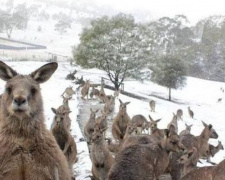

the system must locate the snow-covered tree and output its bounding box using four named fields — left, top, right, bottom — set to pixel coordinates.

left=151, top=55, right=186, bottom=101
left=0, top=3, right=28, bottom=38
left=73, top=13, right=146, bottom=90
left=54, top=20, right=71, bottom=35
